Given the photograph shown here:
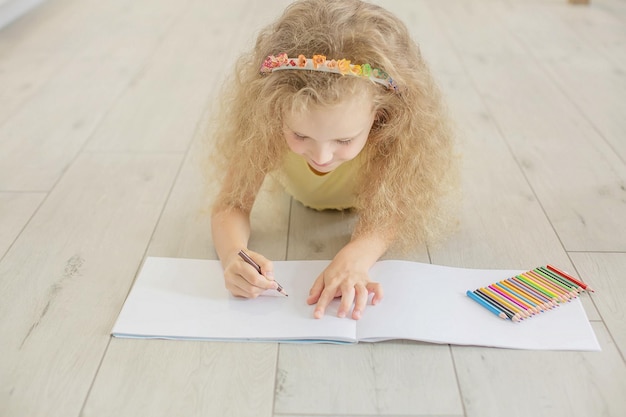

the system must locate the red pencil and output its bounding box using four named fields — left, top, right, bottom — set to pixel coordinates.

left=547, top=264, right=594, bottom=292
